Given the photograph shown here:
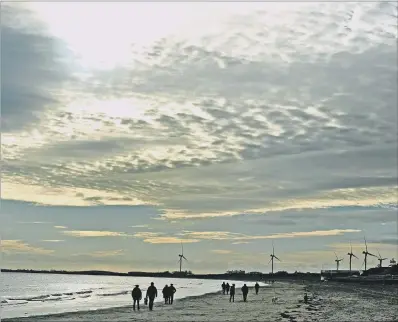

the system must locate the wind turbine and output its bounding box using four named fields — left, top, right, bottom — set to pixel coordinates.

left=362, top=237, right=376, bottom=271
left=376, top=249, right=388, bottom=268
left=178, top=242, right=188, bottom=272
left=347, top=242, right=358, bottom=273
left=269, top=242, right=281, bottom=275
left=334, top=252, right=343, bottom=271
